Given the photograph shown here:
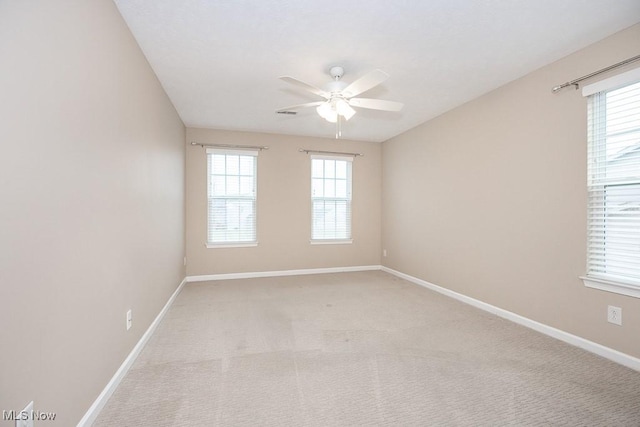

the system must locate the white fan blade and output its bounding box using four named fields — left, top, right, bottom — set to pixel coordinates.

left=276, top=101, right=324, bottom=113
left=279, top=76, right=329, bottom=99
left=348, top=98, right=403, bottom=111
left=342, top=69, right=389, bottom=97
